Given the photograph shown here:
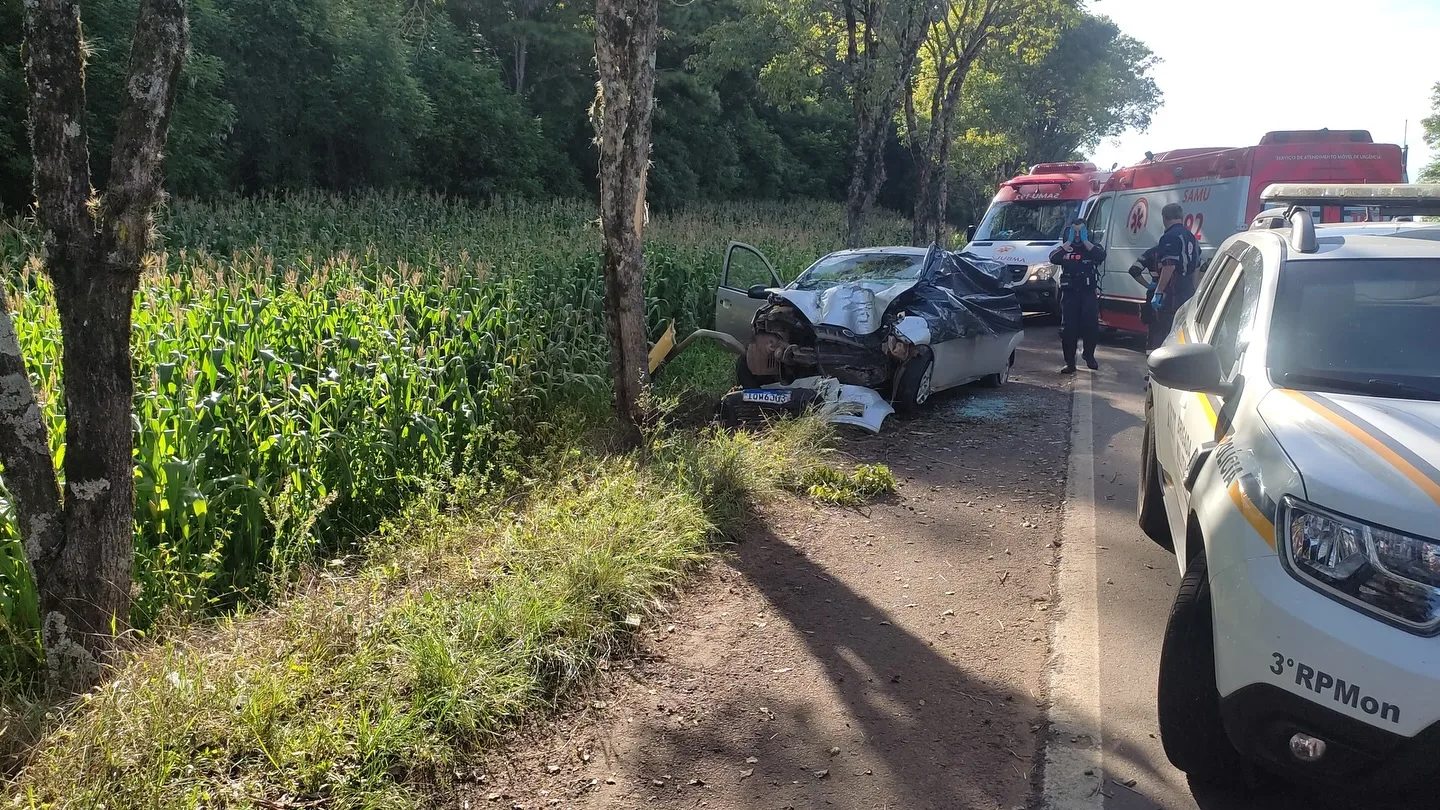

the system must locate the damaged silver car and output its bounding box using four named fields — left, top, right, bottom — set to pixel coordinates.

left=713, top=242, right=1026, bottom=412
